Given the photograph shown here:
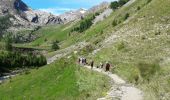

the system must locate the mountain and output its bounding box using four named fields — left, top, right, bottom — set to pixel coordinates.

left=0, top=0, right=110, bottom=31
left=1, top=0, right=170, bottom=99
left=59, top=2, right=110, bottom=23
left=59, top=8, right=87, bottom=23
left=0, top=0, right=63, bottom=30
left=87, top=2, right=110, bottom=13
